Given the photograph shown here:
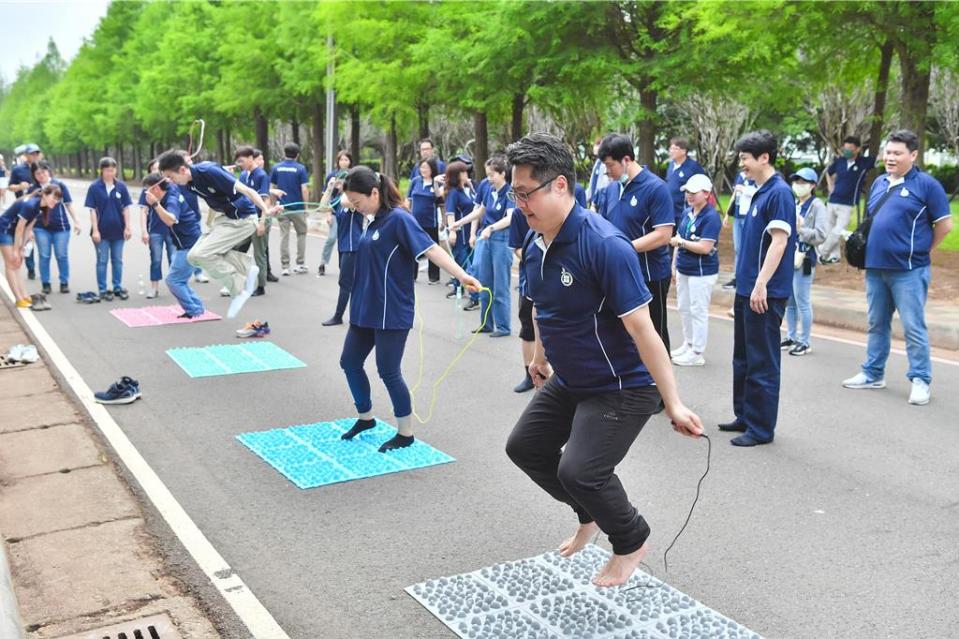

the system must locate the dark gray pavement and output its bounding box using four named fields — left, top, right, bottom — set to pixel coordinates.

left=14, top=179, right=959, bottom=639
